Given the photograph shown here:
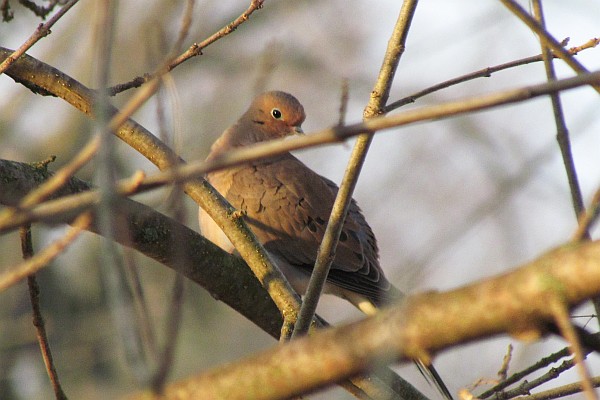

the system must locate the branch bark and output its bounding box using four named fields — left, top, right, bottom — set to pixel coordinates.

left=0, top=45, right=303, bottom=338
left=126, top=239, right=600, bottom=400
left=0, top=159, right=426, bottom=400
